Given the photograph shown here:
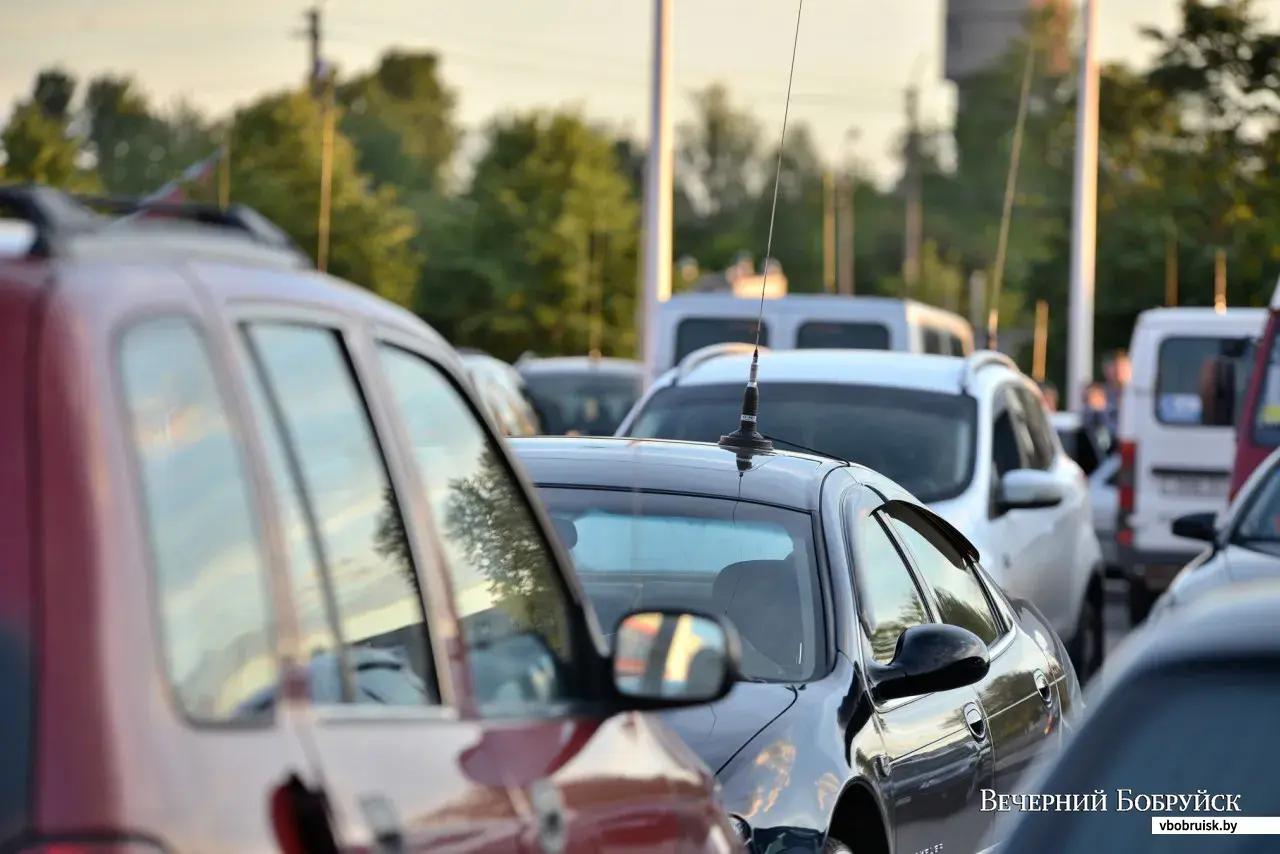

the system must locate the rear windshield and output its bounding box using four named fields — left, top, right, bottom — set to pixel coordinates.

left=523, top=371, right=642, bottom=436
left=625, top=382, right=977, bottom=503
left=675, top=318, right=768, bottom=363
left=796, top=321, right=890, bottom=350
left=1155, top=336, right=1254, bottom=426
